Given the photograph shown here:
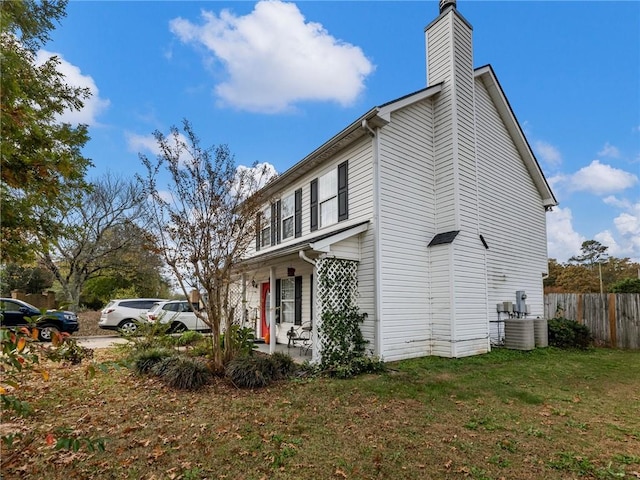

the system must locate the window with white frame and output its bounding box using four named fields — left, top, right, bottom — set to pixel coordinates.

left=281, top=194, right=294, bottom=240
left=280, top=278, right=295, bottom=324
left=319, top=168, right=337, bottom=227
left=260, top=206, right=271, bottom=248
